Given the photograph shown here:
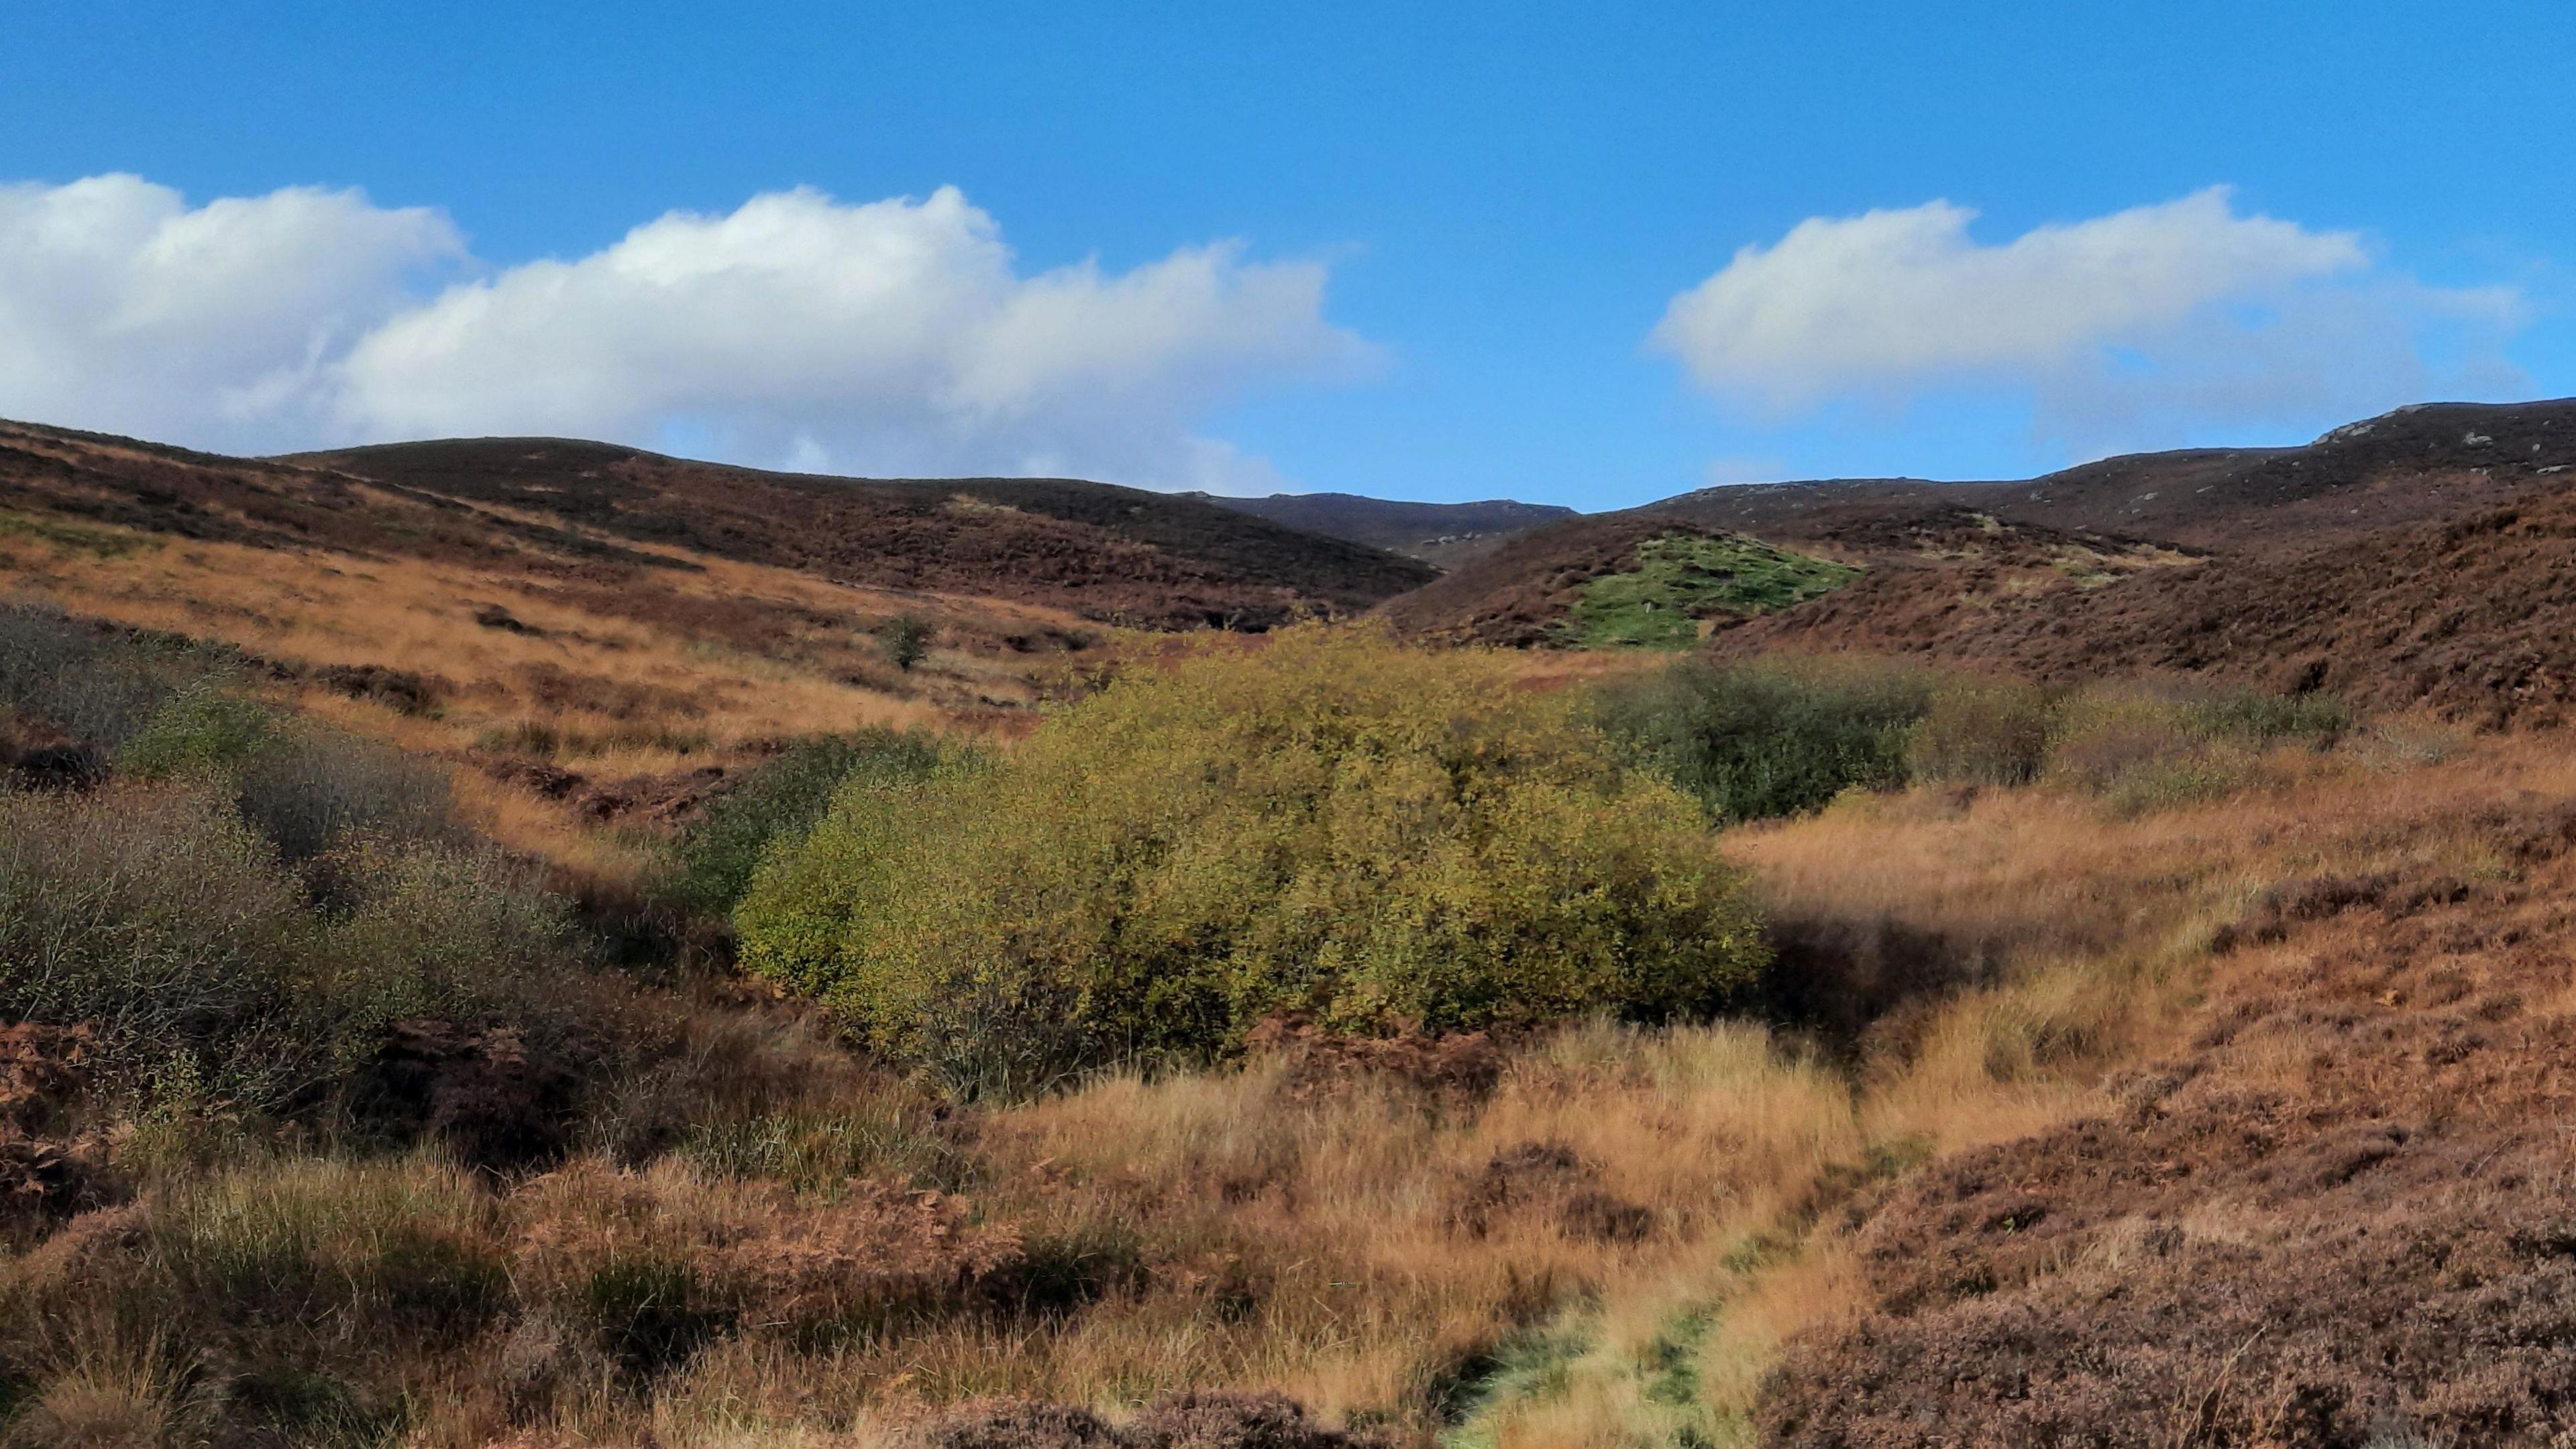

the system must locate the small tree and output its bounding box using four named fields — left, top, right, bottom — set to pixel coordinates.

left=879, top=615, right=934, bottom=672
